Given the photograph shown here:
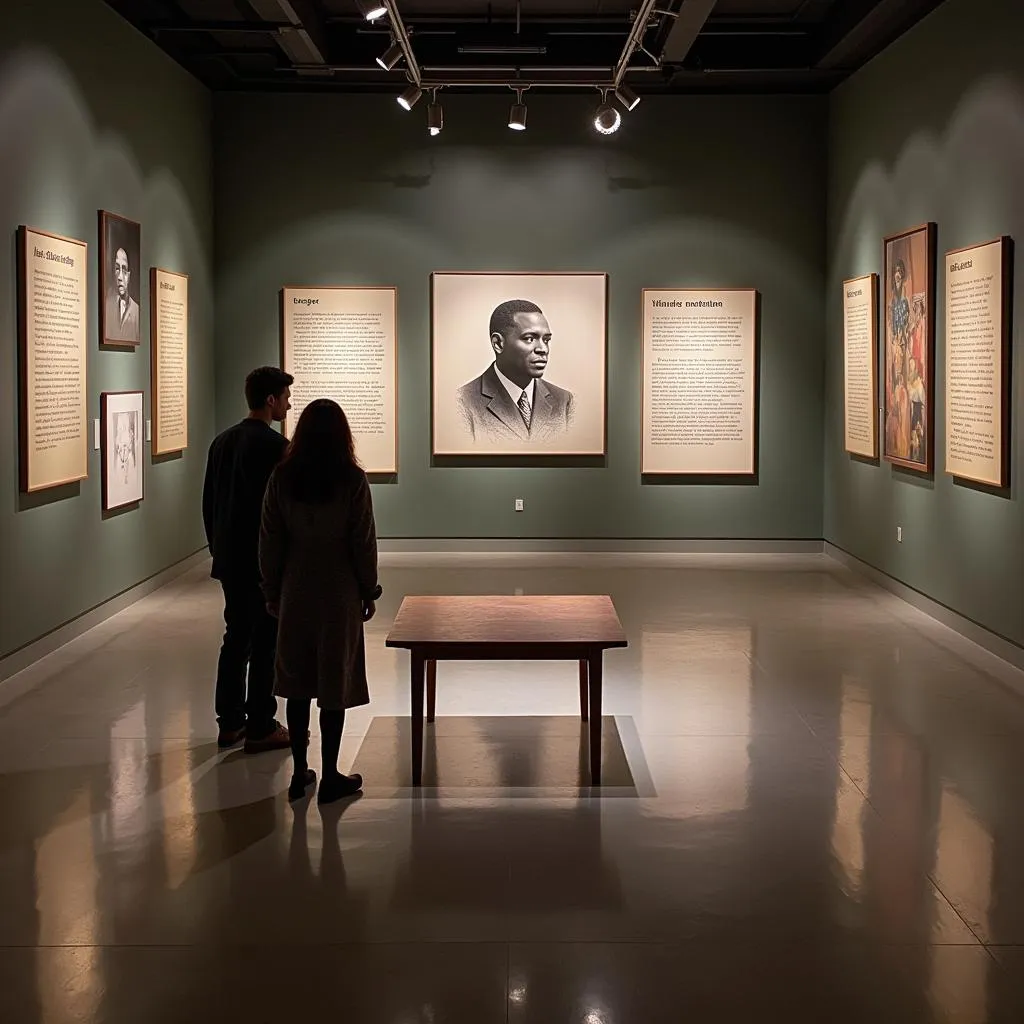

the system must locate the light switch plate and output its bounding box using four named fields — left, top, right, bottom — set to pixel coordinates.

left=145, top=419, right=152, bottom=443
left=93, top=419, right=100, bottom=451
left=514, top=498, right=524, bottom=511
